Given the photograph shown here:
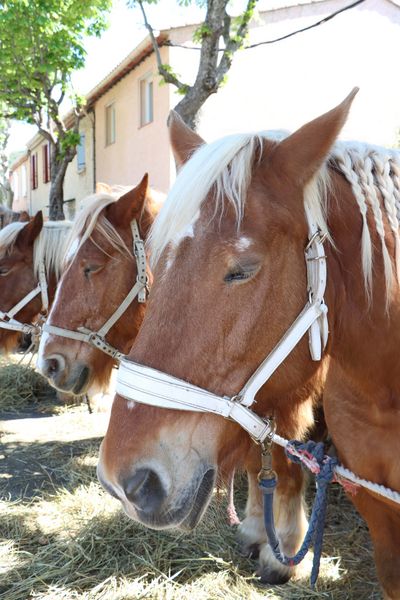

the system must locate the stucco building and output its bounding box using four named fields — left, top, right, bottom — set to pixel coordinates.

left=10, top=0, right=400, bottom=216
